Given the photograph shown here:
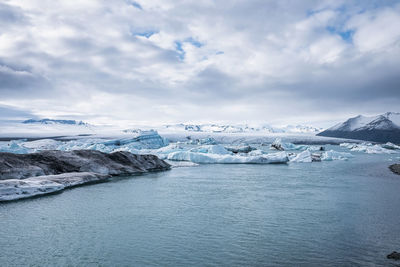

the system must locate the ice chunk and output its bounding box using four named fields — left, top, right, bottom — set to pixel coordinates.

left=321, top=150, right=353, bottom=161
left=22, top=139, right=61, bottom=151
left=270, top=138, right=308, bottom=151
left=290, top=150, right=313, bottom=163
left=351, top=144, right=397, bottom=154
left=340, top=142, right=398, bottom=154
left=247, top=149, right=264, bottom=156
left=0, top=140, right=31, bottom=154
left=165, top=160, right=199, bottom=168
left=189, top=145, right=232, bottom=155
left=167, top=151, right=288, bottom=164
left=290, top=149, right=352, bottom=162
left=225, top=145, right=255, bottom=153
left=103, top=130, right=168, bottom=149
left=185, top=137, right=218, bottom=145
left=382, top=142, right=400, bottom=150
